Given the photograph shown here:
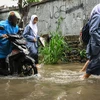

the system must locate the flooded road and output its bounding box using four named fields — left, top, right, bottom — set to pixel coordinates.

left=0, top=63, right=100, bottom=100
